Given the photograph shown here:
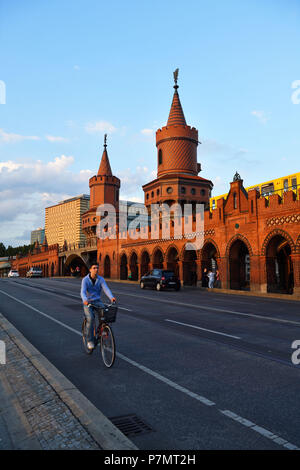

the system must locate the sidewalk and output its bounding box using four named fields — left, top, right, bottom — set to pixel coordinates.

left=0, top=313, right=137, bottom=450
